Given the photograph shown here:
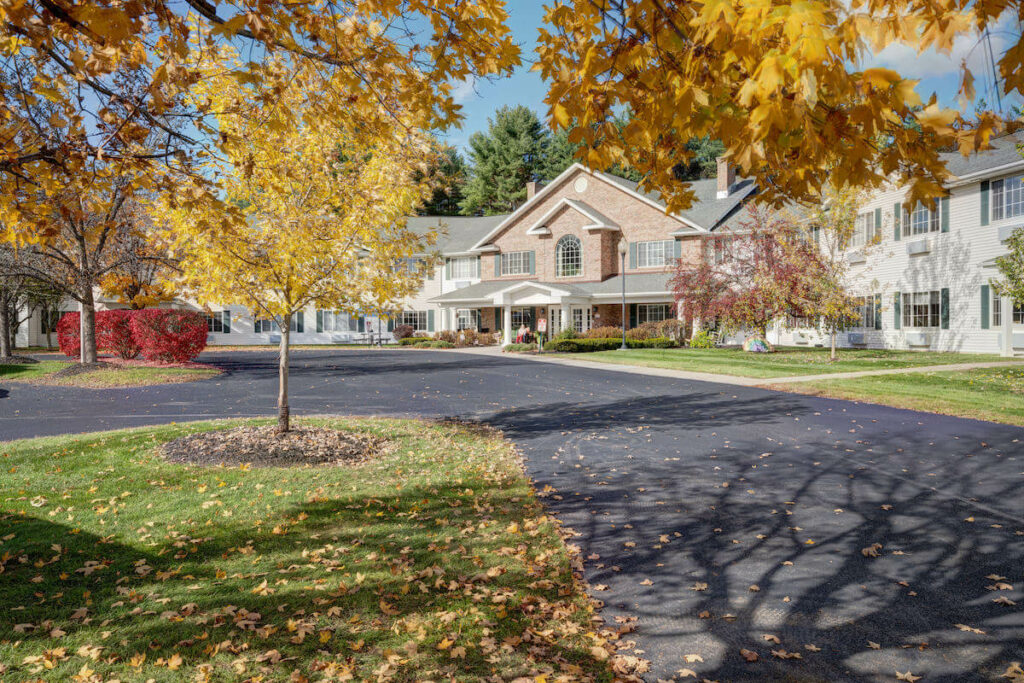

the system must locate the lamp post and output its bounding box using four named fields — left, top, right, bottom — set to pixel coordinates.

left=618, top=239, right=628, bottom=350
